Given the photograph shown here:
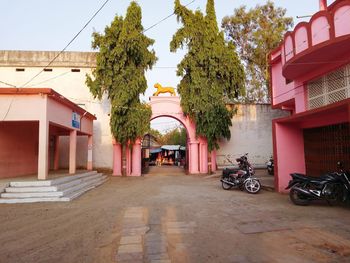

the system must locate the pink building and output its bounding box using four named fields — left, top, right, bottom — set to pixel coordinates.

left=0, top=88, right=96, bottom=180
left=269, top=0, right=350, bottom=192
